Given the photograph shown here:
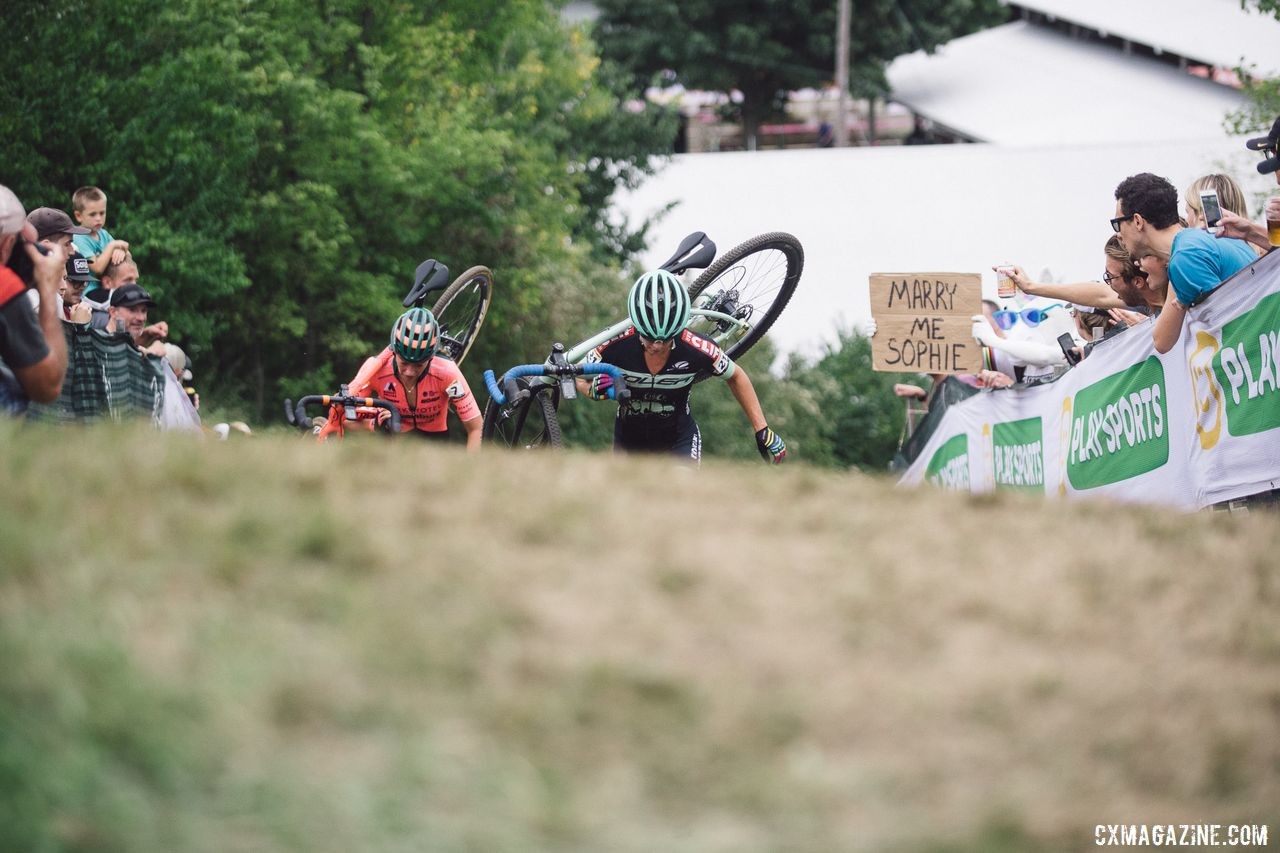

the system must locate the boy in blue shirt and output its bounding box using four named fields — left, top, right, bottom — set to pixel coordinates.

left=70, top=186, right=130, bottom=294
left=1112, top=172, right=1257, bottom=353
